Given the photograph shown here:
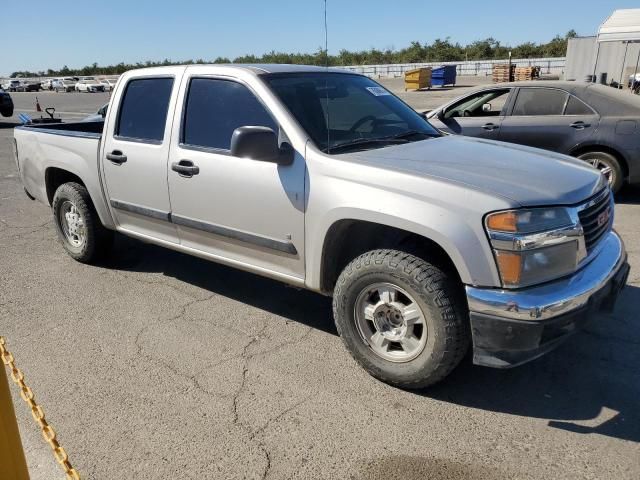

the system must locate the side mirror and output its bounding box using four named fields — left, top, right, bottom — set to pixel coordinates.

left=482, top=103, right=492, bottom=113
left=230, top=126, right=293, bottom=165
